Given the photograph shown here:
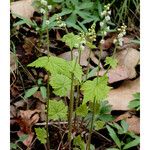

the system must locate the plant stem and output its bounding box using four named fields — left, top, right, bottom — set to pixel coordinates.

left=86, top=99, right=96, bottom=150
left=45, top=11, right=51, bottom=150
left=86, top=44, right=103, bottom=149
left=85, top=47, right=92, bottom=80
left=68, top=51, right=78, bottom=149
